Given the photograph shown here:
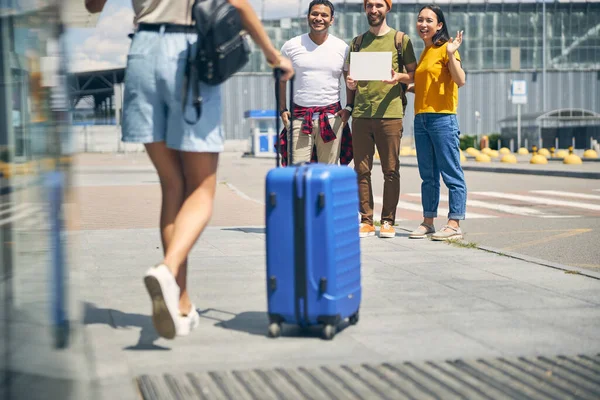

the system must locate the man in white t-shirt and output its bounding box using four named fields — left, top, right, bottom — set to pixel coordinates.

left=278, top=0, right=352, bottom=165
